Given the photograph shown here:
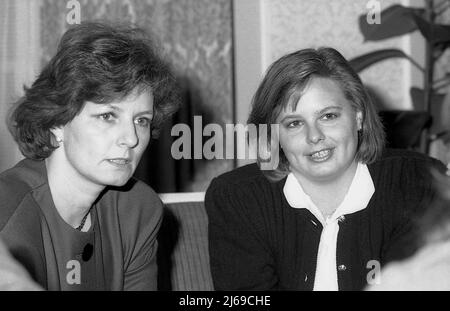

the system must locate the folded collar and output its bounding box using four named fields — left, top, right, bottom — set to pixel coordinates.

left=283, top=162, right=375, bottom=224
